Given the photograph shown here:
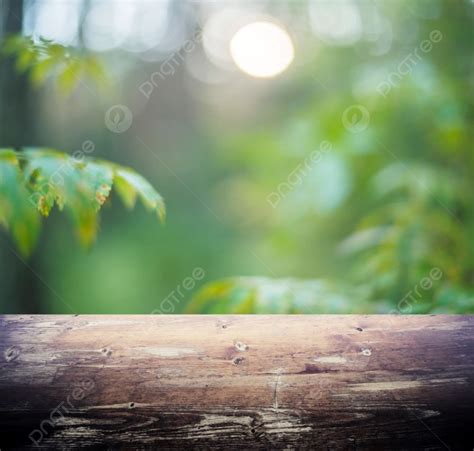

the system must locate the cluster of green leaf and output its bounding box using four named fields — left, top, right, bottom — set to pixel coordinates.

left=338, top=160, right=473, bottom=311
left=189, top=2, right=474, bottom=314
left=0, top=149, right=164, bottom=256
left=2, top=35, right=106, bottom=93
left=187, top=277, right=383, bottom=313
